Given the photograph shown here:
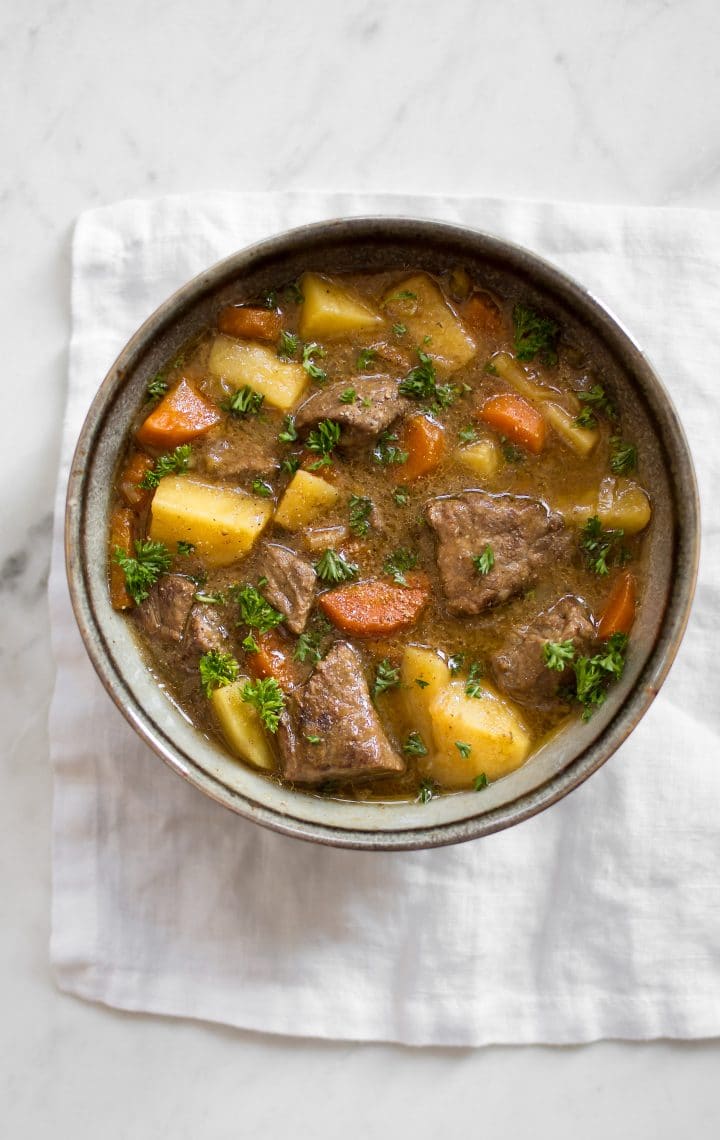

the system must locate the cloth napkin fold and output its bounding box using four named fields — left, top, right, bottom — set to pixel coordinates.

left=49, top=192, right=720, bottom=1047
